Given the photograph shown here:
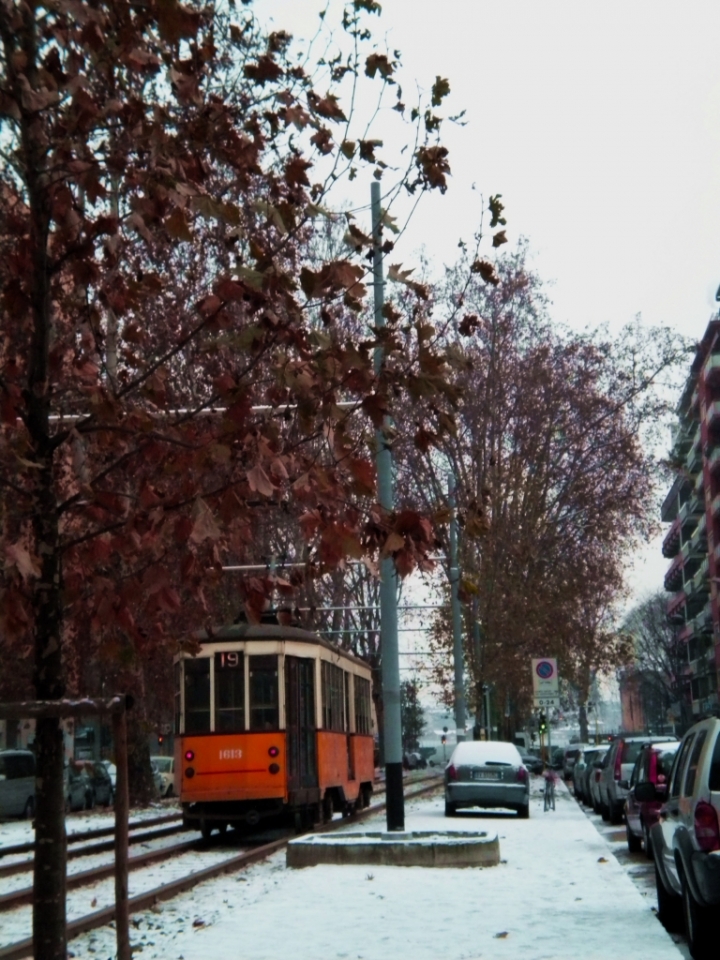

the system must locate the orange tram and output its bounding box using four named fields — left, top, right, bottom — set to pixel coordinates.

left=173, top=624, right=376, bottom=838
